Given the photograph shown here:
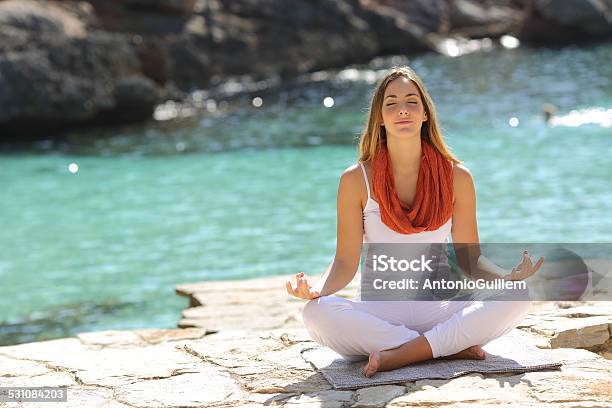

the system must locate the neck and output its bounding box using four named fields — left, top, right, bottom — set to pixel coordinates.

left=386, top=134, right=423, bottom=176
